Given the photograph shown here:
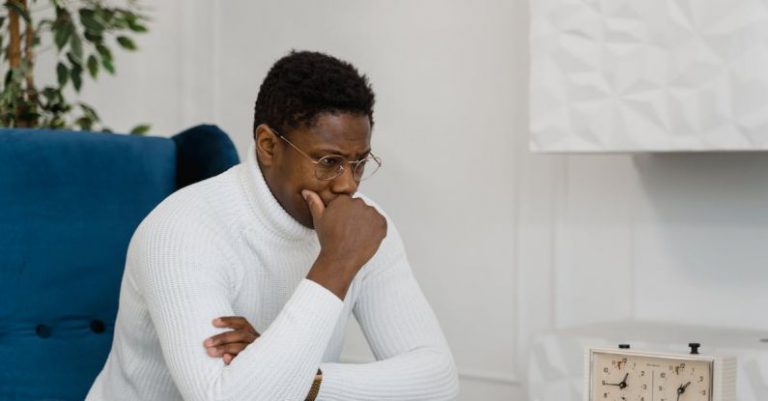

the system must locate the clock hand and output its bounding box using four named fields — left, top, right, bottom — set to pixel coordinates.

left=618, top=373, right=629, bottom=389
left=604, top=373, right=629, bottom=389
left=676, top=381, right=691, bottom=401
